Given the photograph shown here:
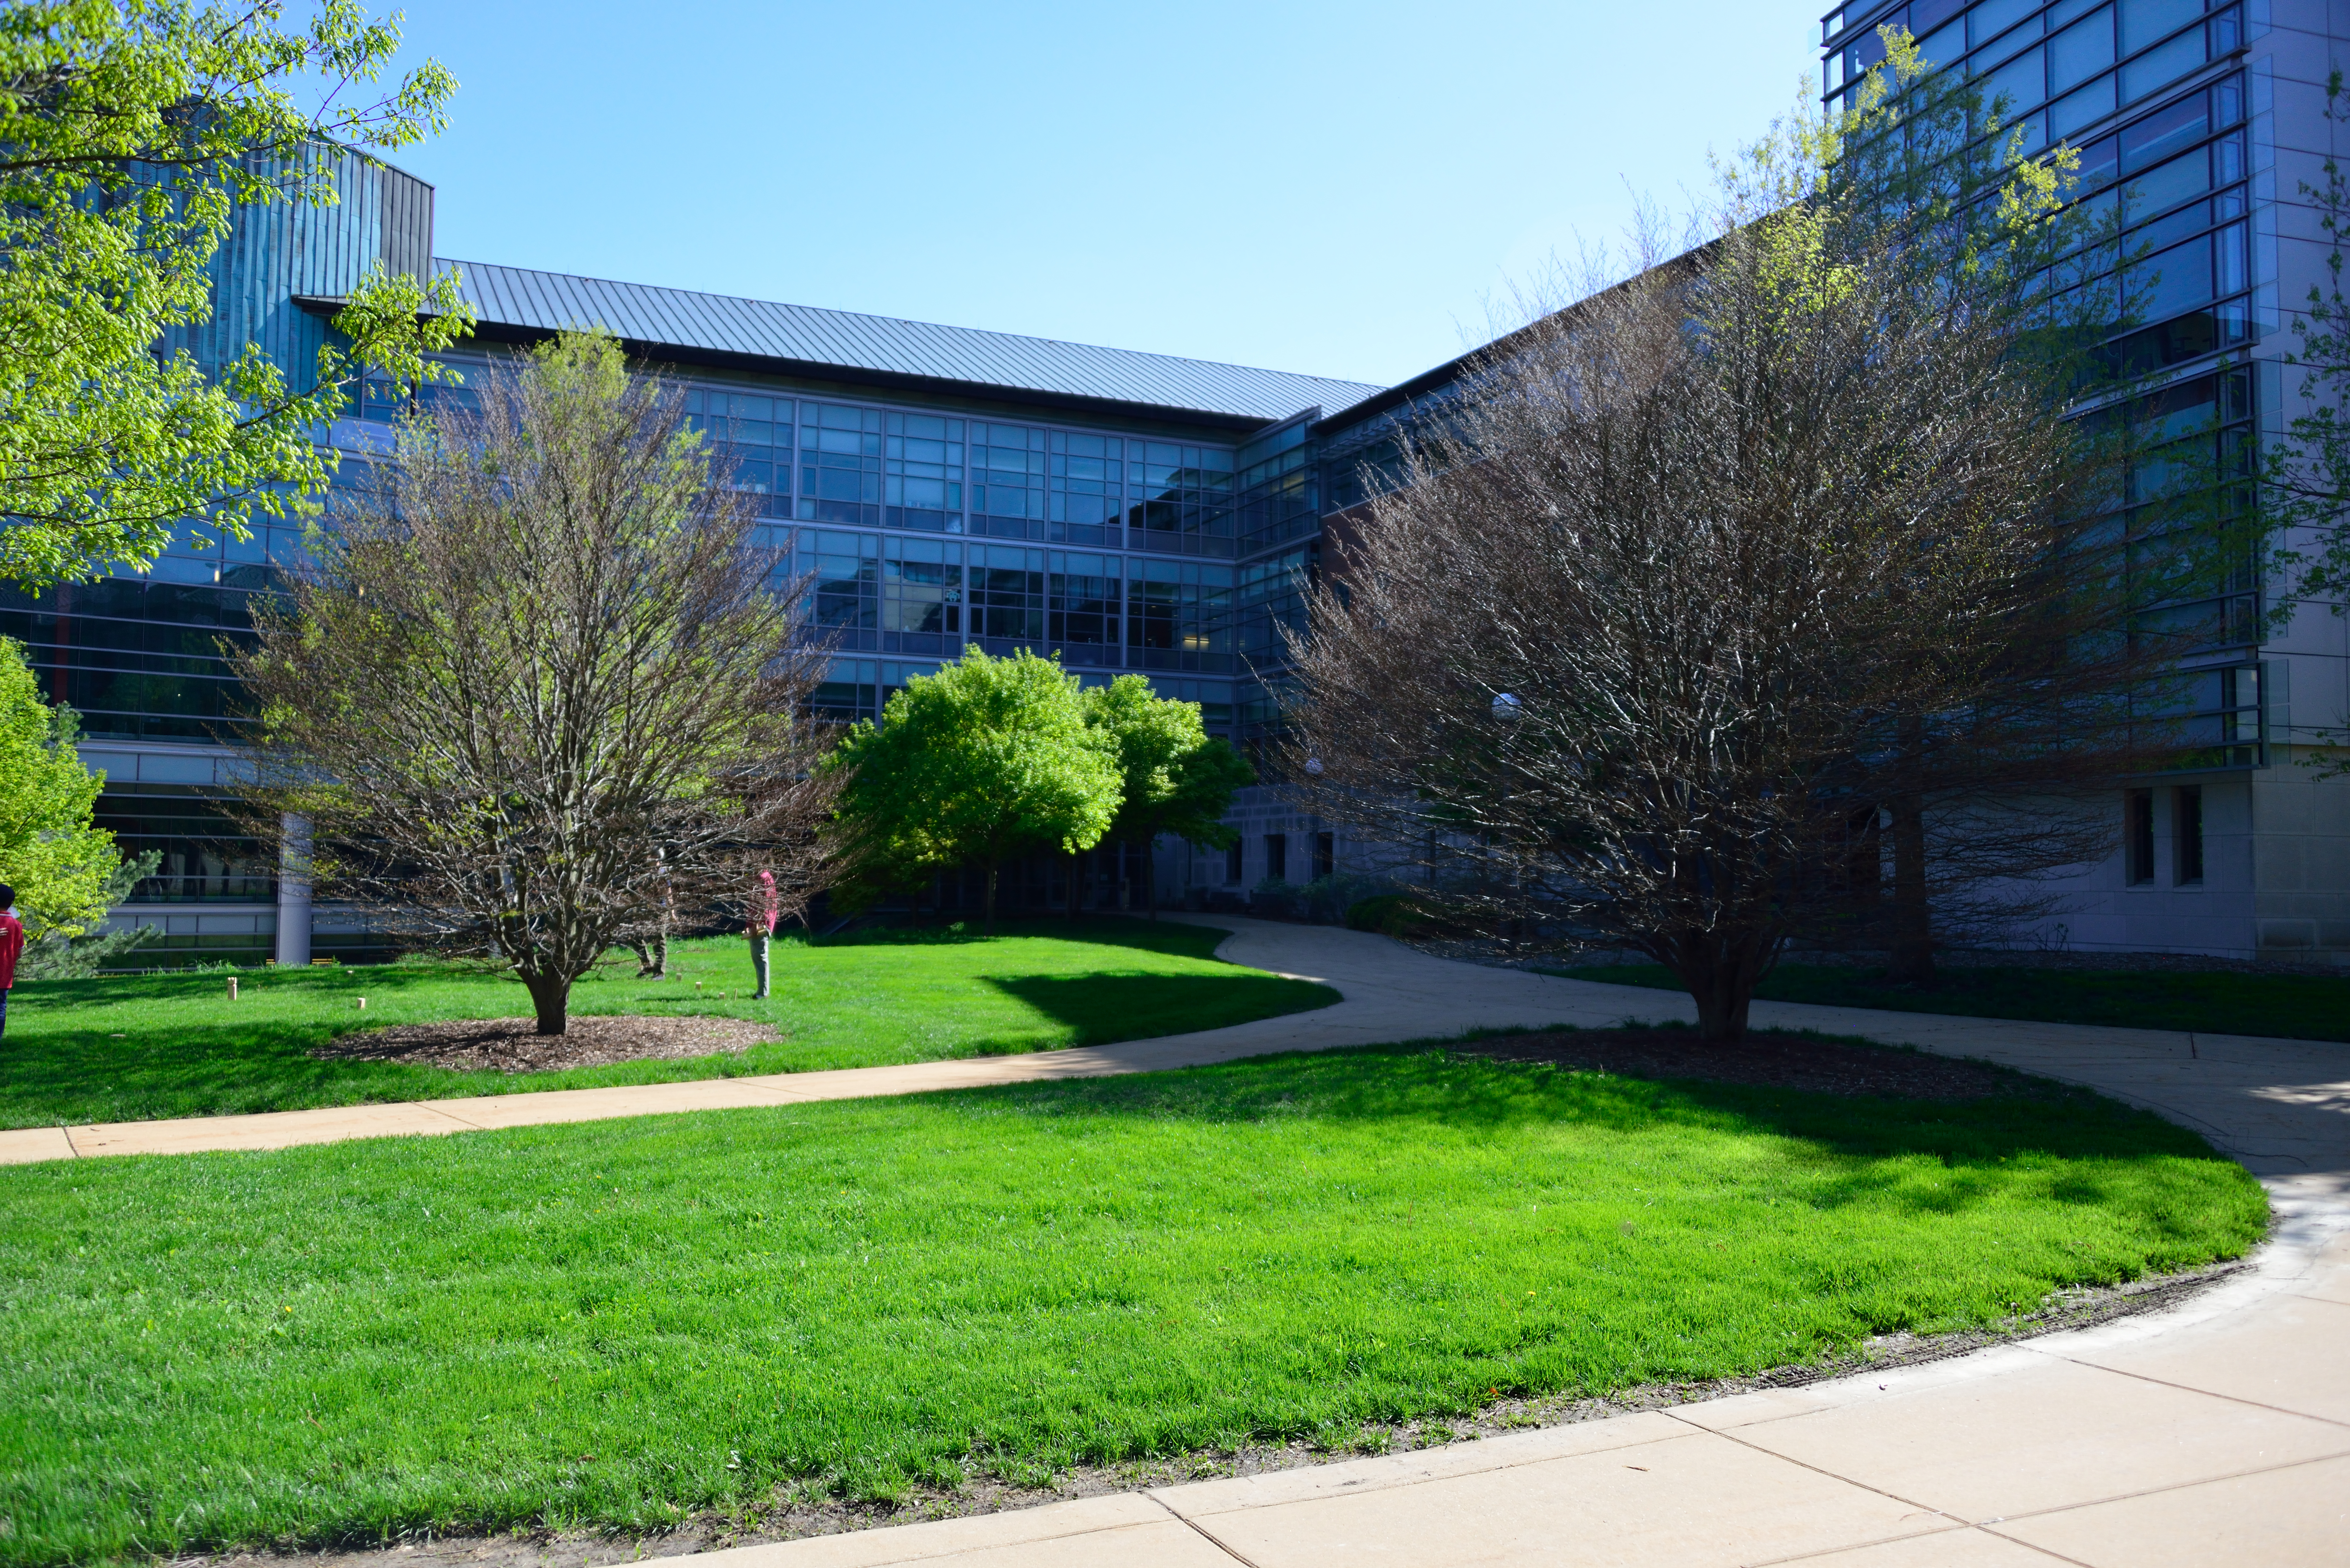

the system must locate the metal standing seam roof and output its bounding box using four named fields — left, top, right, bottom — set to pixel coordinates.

left=440, top=260, right=1387, bottom=426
